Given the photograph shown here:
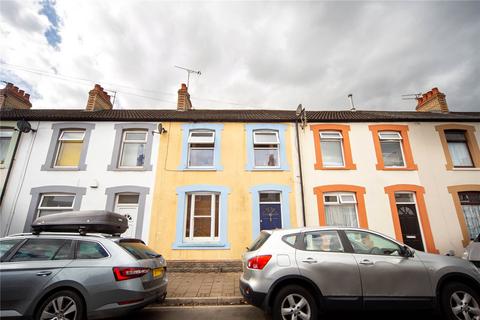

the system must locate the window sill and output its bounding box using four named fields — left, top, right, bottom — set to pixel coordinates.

left=41, top=167, right=84, bottom=171
left=375, top=164, right=418, bottom=171
left=247, top=167, right=289, bottom=172
left=107, top=167, right=151, bottom=171
left=172, top=242, right=230, bottom=250
left=315, top=165, right=357, bottom=170
left=450, top=167, right=480, bottom=171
